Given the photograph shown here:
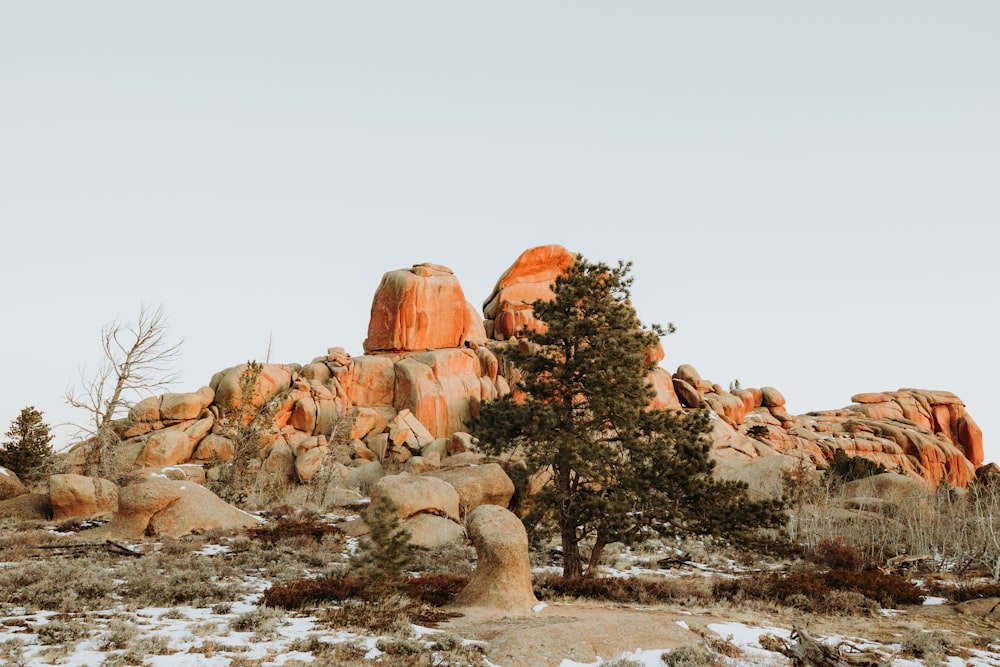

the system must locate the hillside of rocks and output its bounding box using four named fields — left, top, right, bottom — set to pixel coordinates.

left=13, top=244, right=986, bottom=521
